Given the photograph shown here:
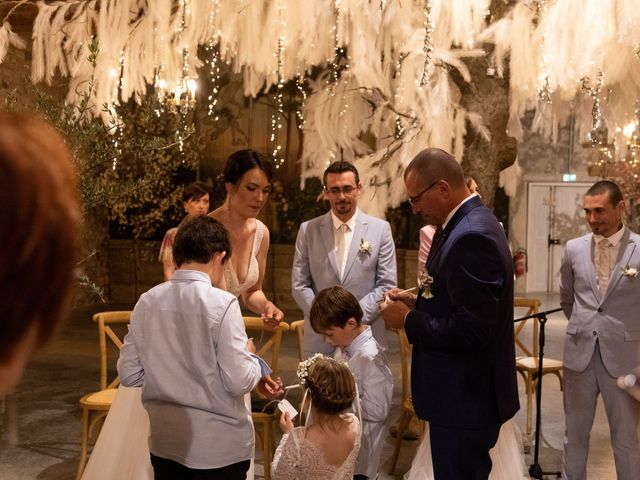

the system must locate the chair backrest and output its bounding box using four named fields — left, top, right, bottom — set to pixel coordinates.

left=243, top=316, right=290, bottom=374
left=394, top=328, right=412, bottom=402
left=93, top=311, right=132, bottom=390
left=289, top=320, right=305, bottom=361
left=513, top=297, right=541, bottom=358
